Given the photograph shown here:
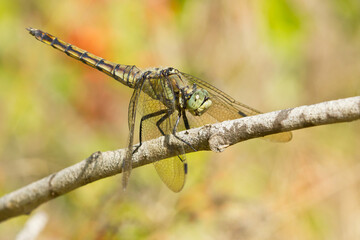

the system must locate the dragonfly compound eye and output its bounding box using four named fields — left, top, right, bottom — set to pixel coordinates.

left=166, top=67, right=178, bottom=75
left=187, top=89, right=212, bottom=116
